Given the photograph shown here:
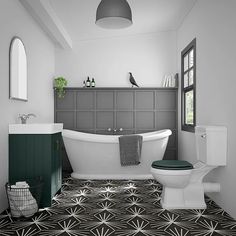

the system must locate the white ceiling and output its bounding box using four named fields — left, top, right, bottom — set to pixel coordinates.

left=49, top=0, right=197, bottom=41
